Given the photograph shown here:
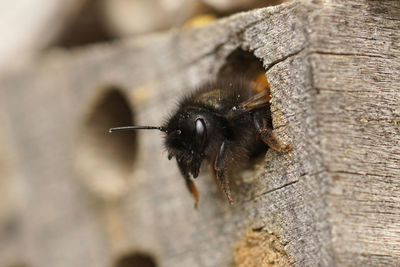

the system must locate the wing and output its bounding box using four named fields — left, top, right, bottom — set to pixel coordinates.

left=238, top=73, right=271, bottom=112
left=228, top=90, right=271, bottom=117
left=228, top=90, right=271, bottom=118
left=238, top=90, right=271, bottom=112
